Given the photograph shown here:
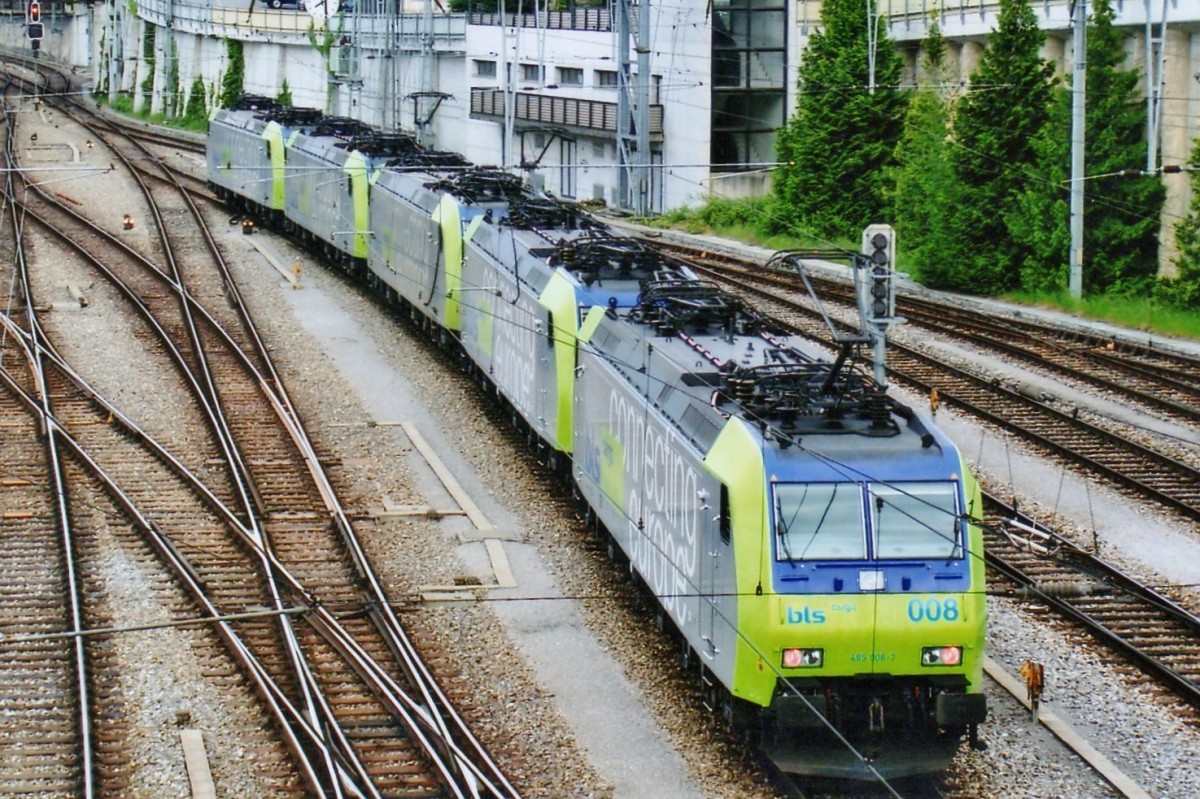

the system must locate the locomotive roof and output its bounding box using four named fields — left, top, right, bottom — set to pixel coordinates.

left=212, top=105, right=324, bottom=135
left=583, top=271, right=944, bottom=456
